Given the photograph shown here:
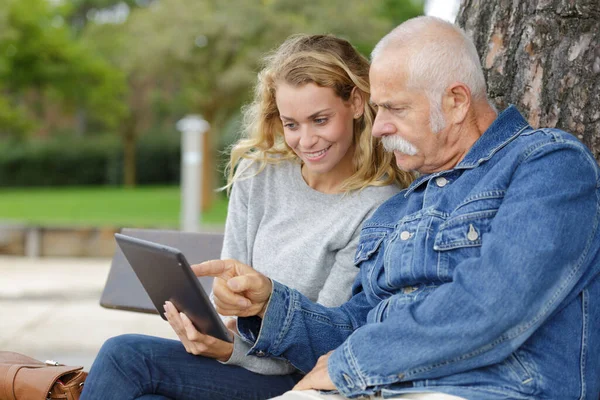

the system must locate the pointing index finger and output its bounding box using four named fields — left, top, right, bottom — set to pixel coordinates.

left=191, top=259, right=234, bottom=278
